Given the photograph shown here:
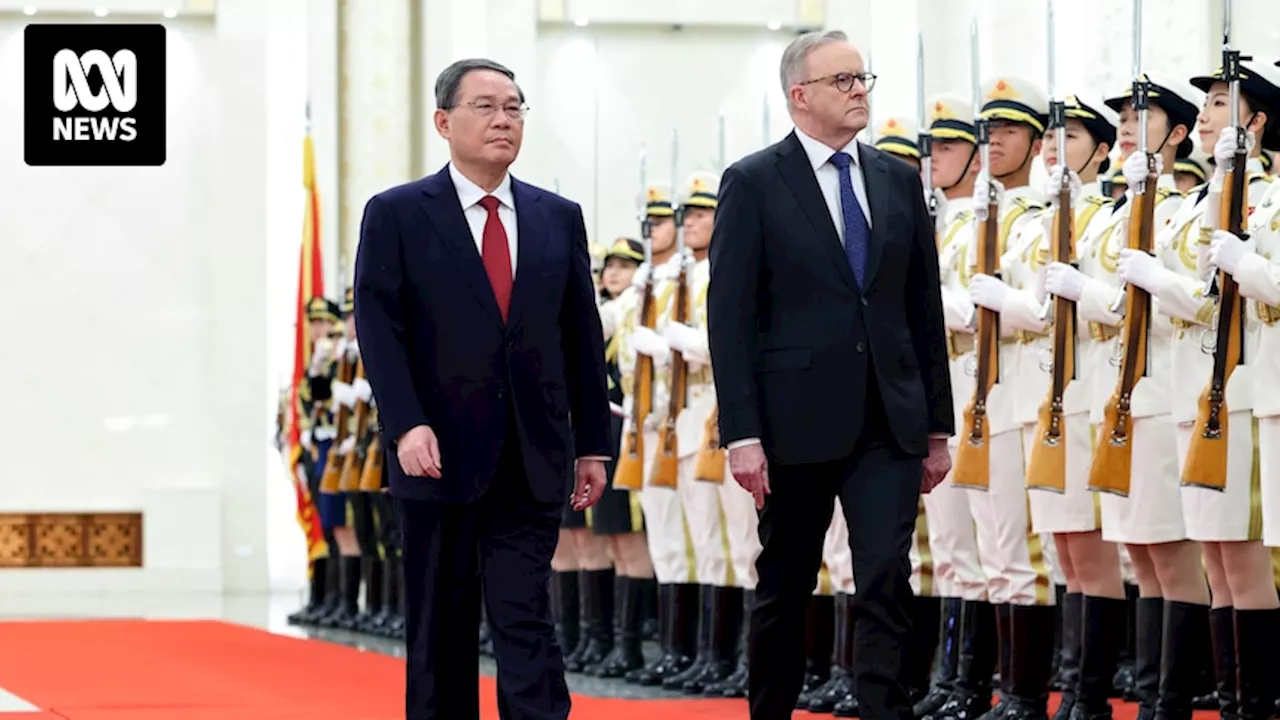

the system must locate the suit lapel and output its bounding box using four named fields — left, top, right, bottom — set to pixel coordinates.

left=505, top=179, right=549, bottom=333
left=859, top=143, right=891, bottom=290
left=775, top=131, right=858, bottom=294
left=419, top=167, right=504, bottom=326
